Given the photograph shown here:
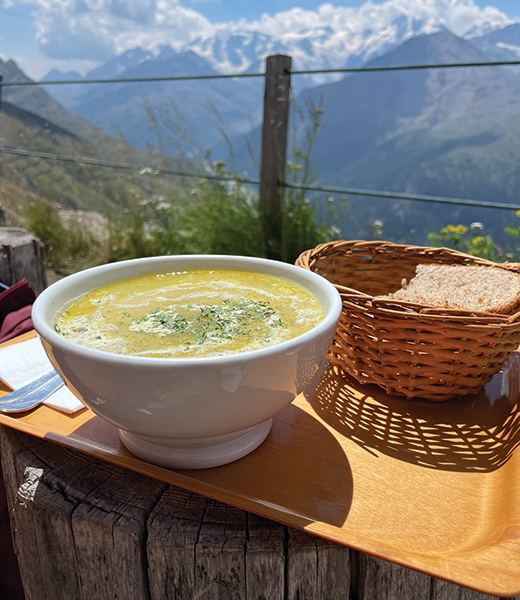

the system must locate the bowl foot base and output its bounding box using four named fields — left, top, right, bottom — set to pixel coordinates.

left=119, top=418, right=273, bottom=470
